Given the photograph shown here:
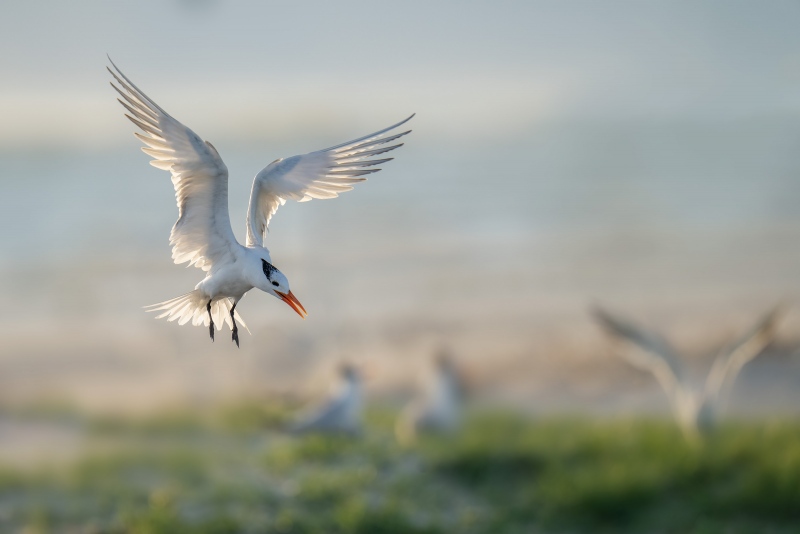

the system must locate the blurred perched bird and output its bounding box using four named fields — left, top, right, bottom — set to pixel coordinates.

left=290, top=364, right=363, bottom=435
left=108, top=59, right=413, bottom=346
left=592, top=304, right=785, bottom=439
left=396, top=351, right=464, bottom=445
